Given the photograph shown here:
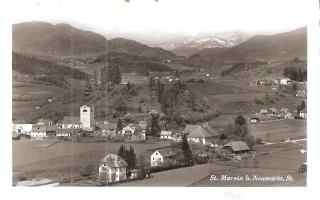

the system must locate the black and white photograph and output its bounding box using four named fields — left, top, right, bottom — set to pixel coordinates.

left=1, top=0, right=320, bottom=199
